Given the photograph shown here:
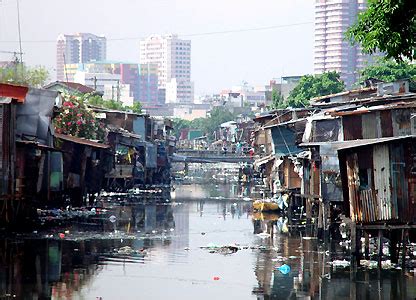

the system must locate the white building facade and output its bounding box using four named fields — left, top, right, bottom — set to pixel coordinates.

left=314, top=0, right=378, bottom=88
left=139, top=34, right=193, bottom=104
